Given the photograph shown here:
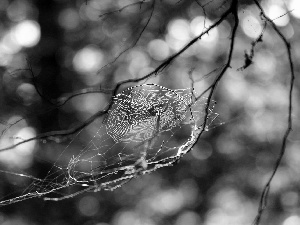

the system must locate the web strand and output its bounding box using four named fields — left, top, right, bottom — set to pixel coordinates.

left=0, top=84, right=218, bottom=206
